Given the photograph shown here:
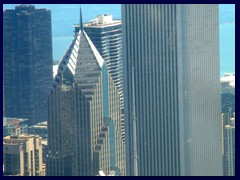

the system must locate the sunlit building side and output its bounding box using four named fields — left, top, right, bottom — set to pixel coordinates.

left=47, top=26, right=125, bottom=175
left=122, top=4, right=222, bottom=176
left=3, top=134, right=44, bottom=176
left=83, top=15, right=125, bottom=143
